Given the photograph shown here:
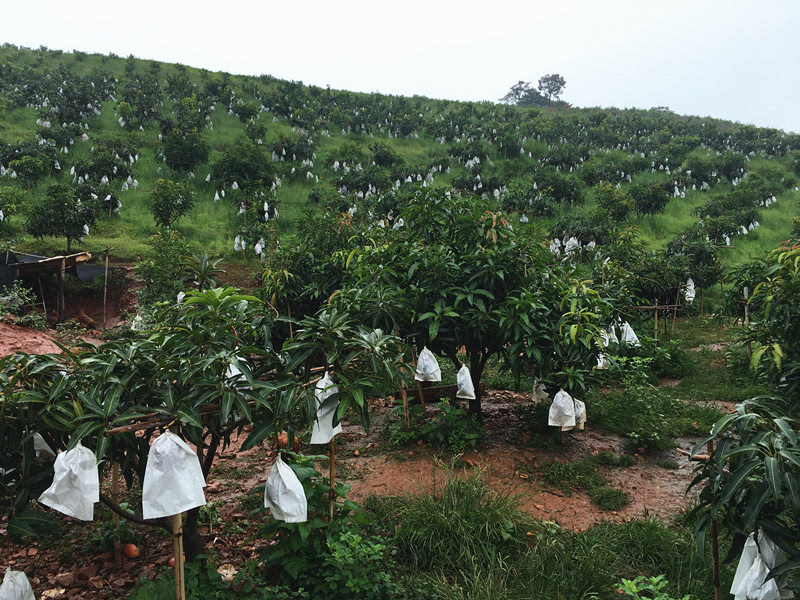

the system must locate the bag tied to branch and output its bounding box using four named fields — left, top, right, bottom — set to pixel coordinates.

left=38, top=442, right=99, bottom=521
left=142, top=431, right=206, bottom=519
left=456, top=365, right=476, bottom=400
left=264, top=454, right=307, bottom=523
left=311, top=371, right=342, bottom=445
left=415, top=347, right=441, bottom=382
